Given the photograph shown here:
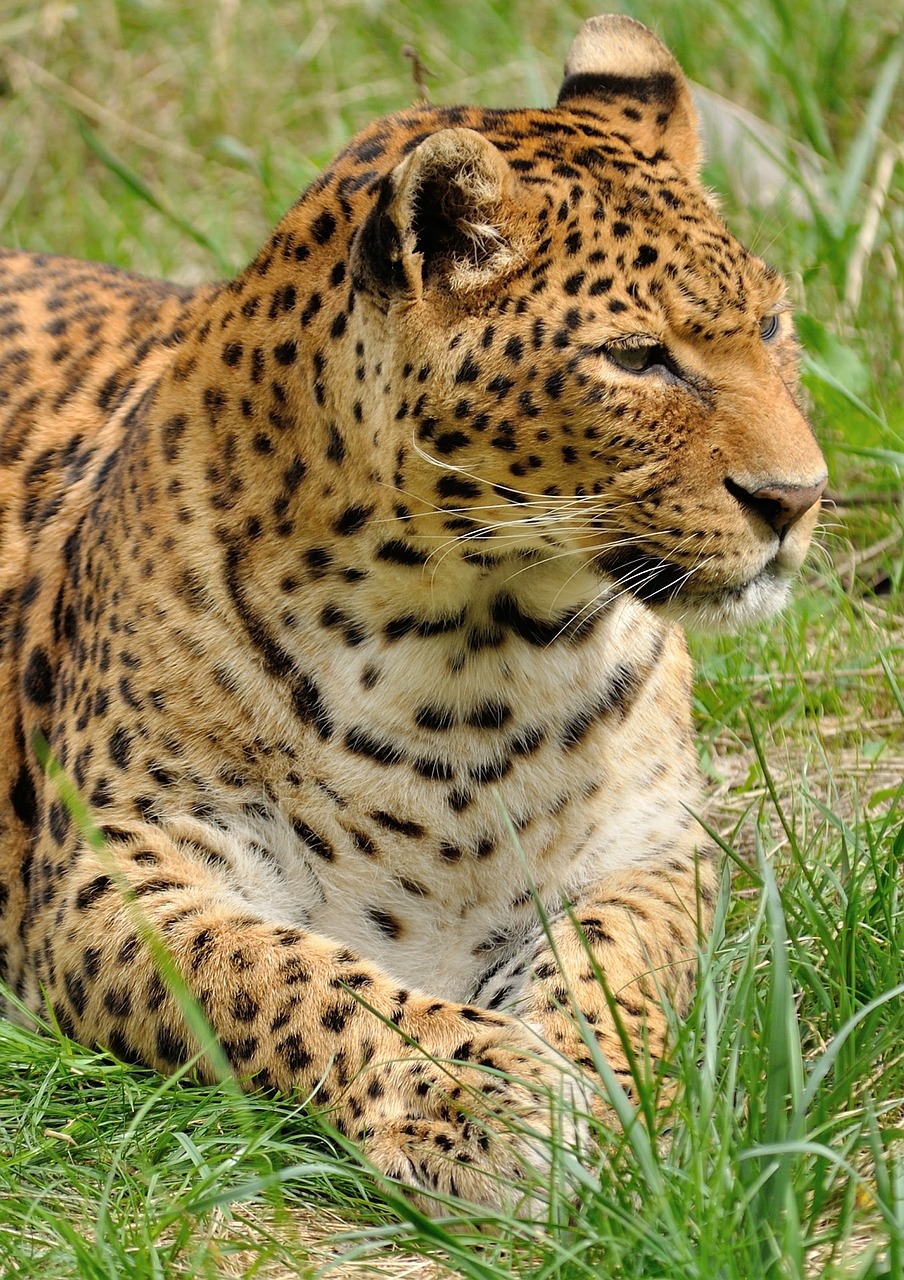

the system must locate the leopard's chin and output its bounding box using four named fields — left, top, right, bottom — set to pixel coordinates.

left=659, top=565, right=794, bottom=632
left=599, top=548, right=797, bottom=633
